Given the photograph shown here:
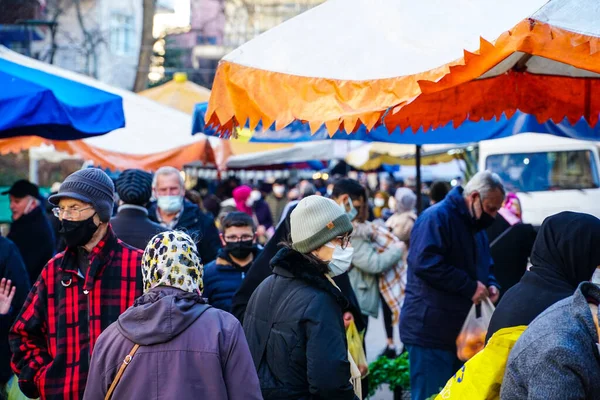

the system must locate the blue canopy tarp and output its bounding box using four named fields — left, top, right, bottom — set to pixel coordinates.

left=0, top=52, right=124, bottom=140
left=192, top=102, right=600, bottom=145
